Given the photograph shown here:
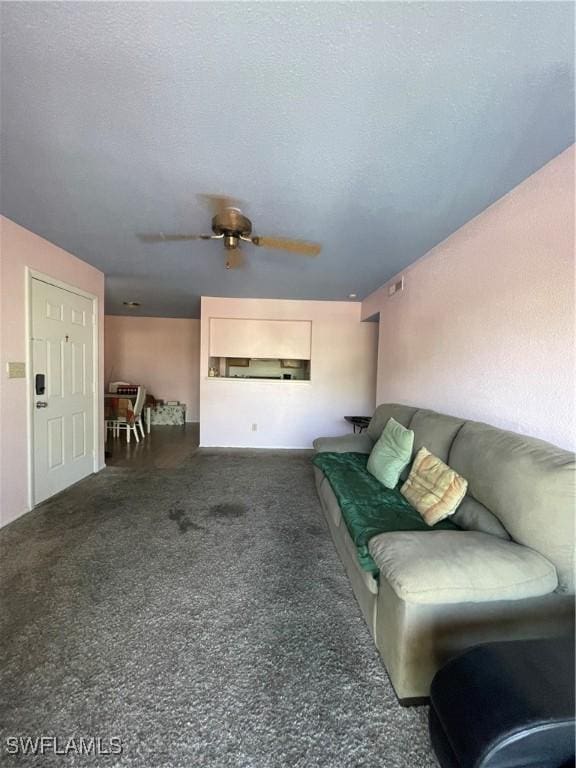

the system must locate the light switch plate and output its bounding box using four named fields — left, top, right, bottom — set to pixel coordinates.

left=7, top=362, right=26, bottom=378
